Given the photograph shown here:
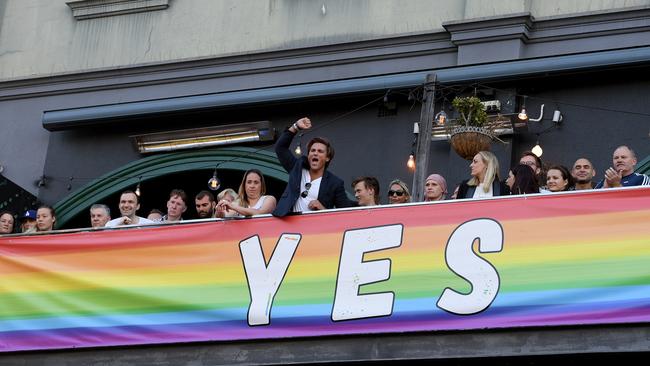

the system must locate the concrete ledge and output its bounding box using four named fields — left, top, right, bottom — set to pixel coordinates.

left=2, top=324, right=649, bottom=365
